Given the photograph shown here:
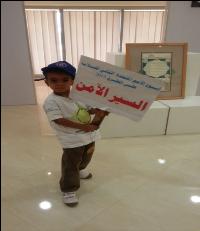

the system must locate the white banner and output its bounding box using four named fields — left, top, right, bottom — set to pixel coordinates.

left=70, top=55, right=163, bottom=121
